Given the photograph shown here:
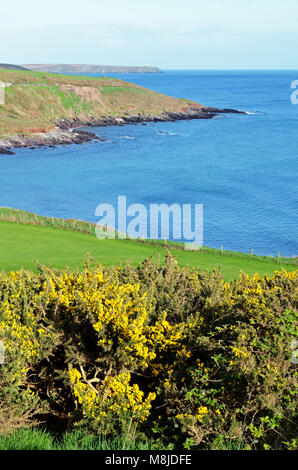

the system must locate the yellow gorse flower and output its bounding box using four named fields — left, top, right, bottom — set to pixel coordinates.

left=196, top=406, right=209, bottom=422
left=69, top=367, right=156, bottom=423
